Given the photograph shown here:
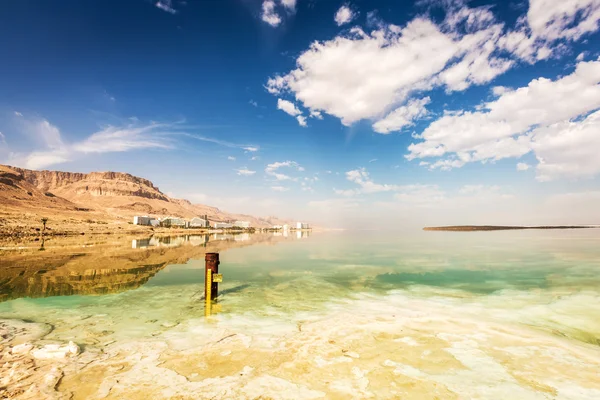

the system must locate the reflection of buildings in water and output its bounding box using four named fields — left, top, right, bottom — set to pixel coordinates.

left=150, top=236, right=186, bottom=247
left=234, top=233, right=250, bottom=242
left=132, top=235, right=210, bottom=249
left=212, top=233, right=234, bottom=241
left=132, top=238, right=151, bottom=249
left=296, top=230, right=310, bottom=239
left=188, top=235, right=209, bottom=246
